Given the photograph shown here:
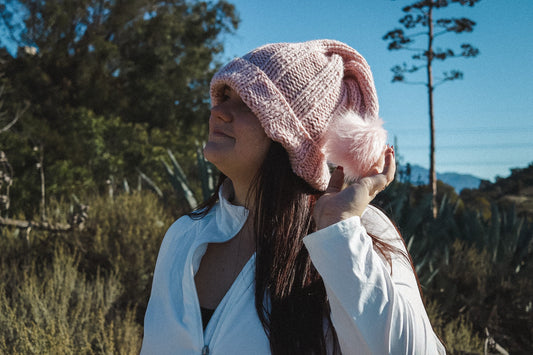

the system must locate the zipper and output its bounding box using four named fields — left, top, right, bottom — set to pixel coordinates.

left=188, top=241, right=209, bottom=354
